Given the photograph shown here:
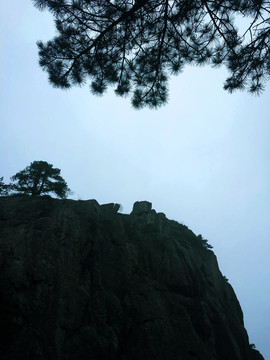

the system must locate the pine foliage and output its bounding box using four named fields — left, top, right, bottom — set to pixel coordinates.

left=33, top=0, right=270, bottom=108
